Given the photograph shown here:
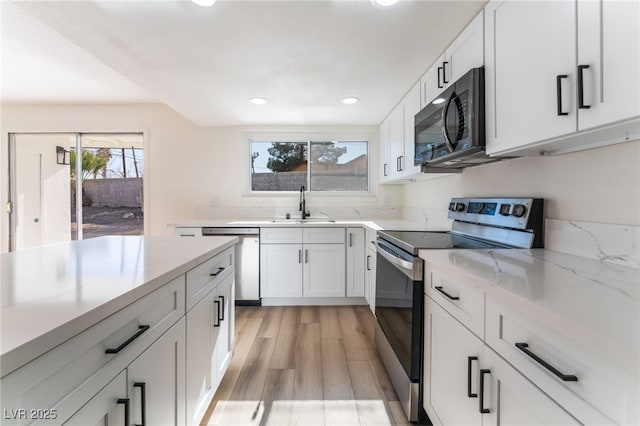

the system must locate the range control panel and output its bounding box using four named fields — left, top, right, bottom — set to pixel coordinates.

left=447, top=197, right=543, bottom=230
